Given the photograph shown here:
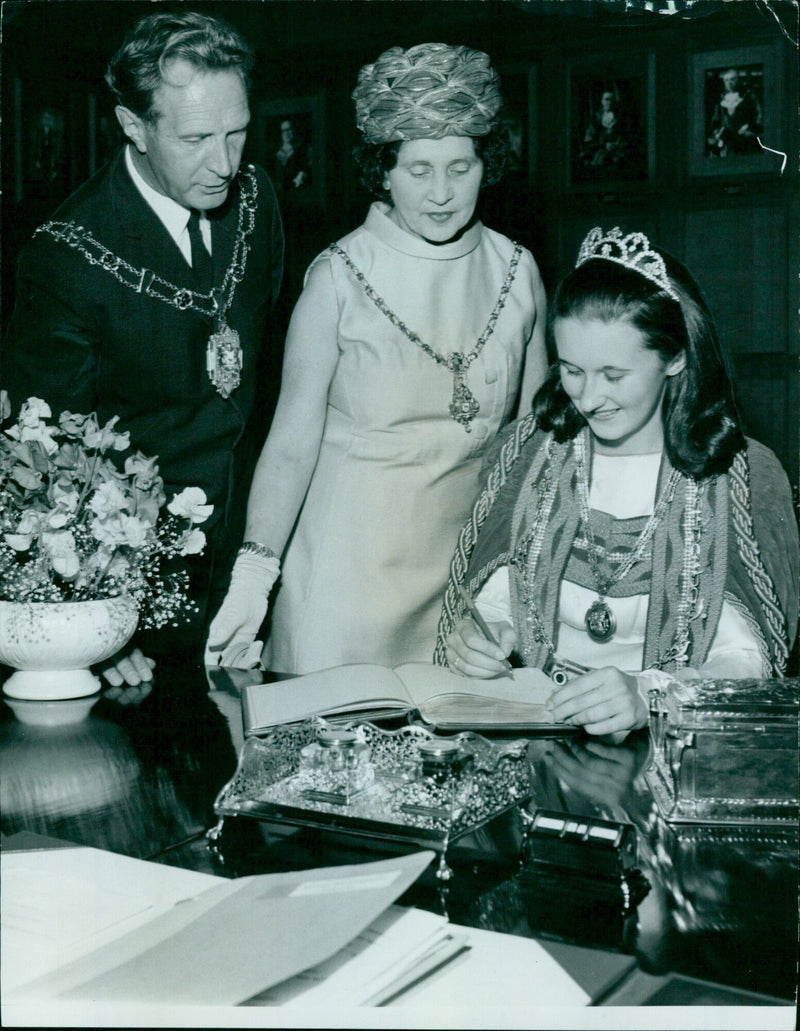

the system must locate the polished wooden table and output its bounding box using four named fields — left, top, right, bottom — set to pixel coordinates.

left=2, top=655, right=797, bottom=1009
